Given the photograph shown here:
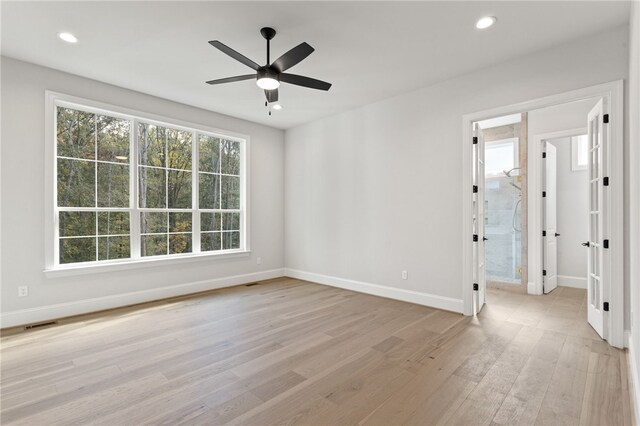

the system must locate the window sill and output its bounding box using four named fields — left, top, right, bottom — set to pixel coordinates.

left=44, top=250, right=251, bottom=278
